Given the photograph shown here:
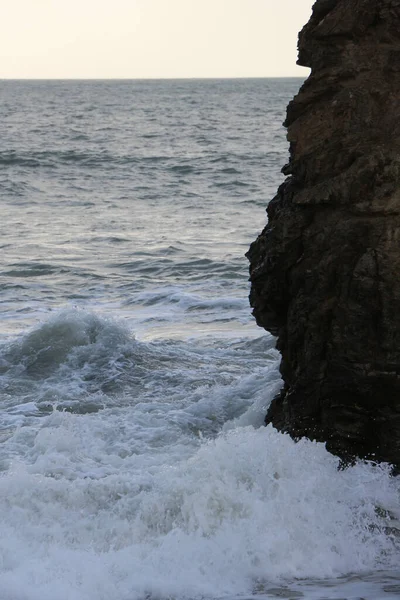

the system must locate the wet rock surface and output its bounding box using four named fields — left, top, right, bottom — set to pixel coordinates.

left=247, top=0, right=400, bottom=467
